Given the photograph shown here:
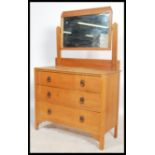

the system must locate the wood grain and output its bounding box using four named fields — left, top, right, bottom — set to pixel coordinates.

left=104, top=73, right=120, bottom=133
left=112, top=23, right=118, bottom=69
left=35, top=66, right=119, bottom=75
left=61, top=6, right=112, bottom=17
left=35, top=71, right=102, bottom=93
left=56, top=58, right=120, bottom=70
left=38, top=102, right=100, bottom=134
left=98, top=75, right=108, bottom=149
left=36, top=85, right=102, bottom=112
left=35, top=69, right=120, bottom=150
left=56, top=26, right=61, bottom=58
